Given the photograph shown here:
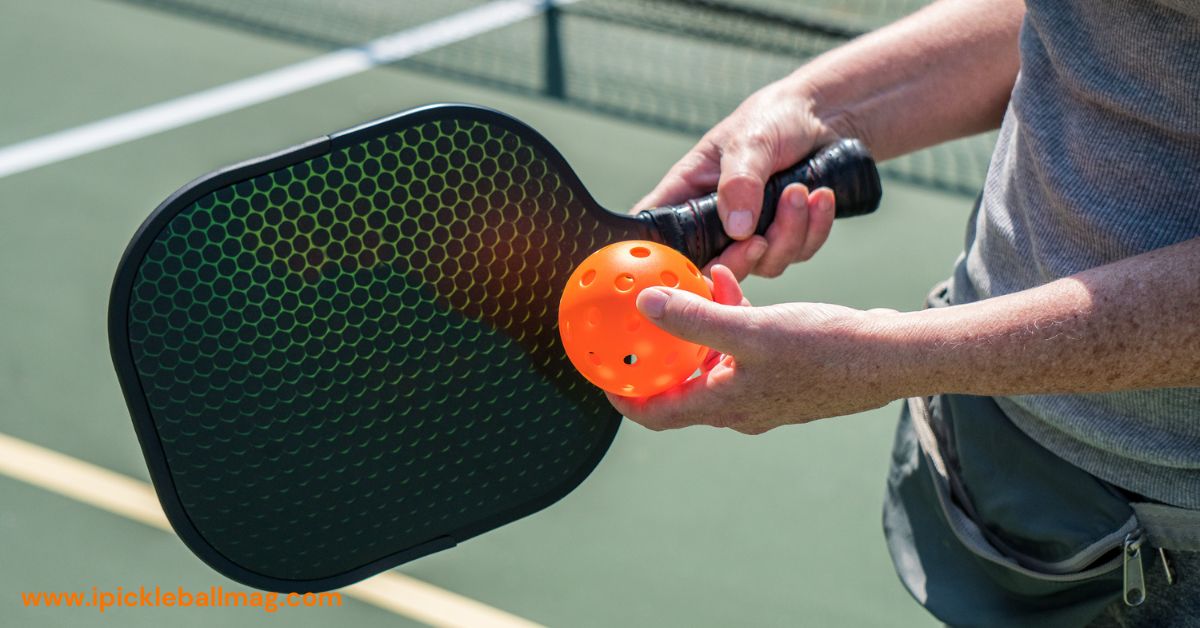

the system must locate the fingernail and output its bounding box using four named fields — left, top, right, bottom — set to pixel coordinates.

left=747, top=239, right=768, bottom=262
left=638, top=287, right=670, bottom=319
left=818, top=193, right=834, bottom=214
left=727, top=210, right=754, bottom=238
